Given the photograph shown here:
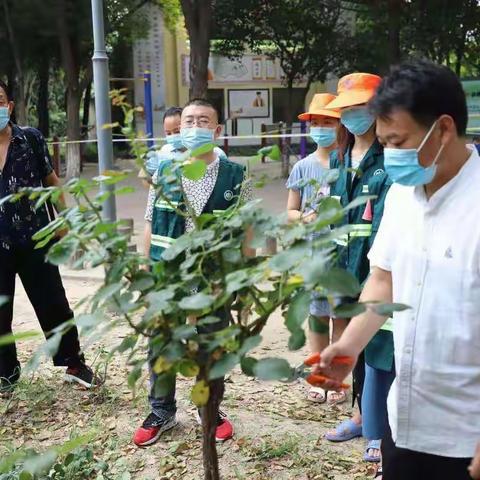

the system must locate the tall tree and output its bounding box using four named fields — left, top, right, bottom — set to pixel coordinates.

left=180, top=0, right=213, bottom=99
left=215, top=0, right=349, bottom=124
left=214, top=0, right=350, bottom=175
